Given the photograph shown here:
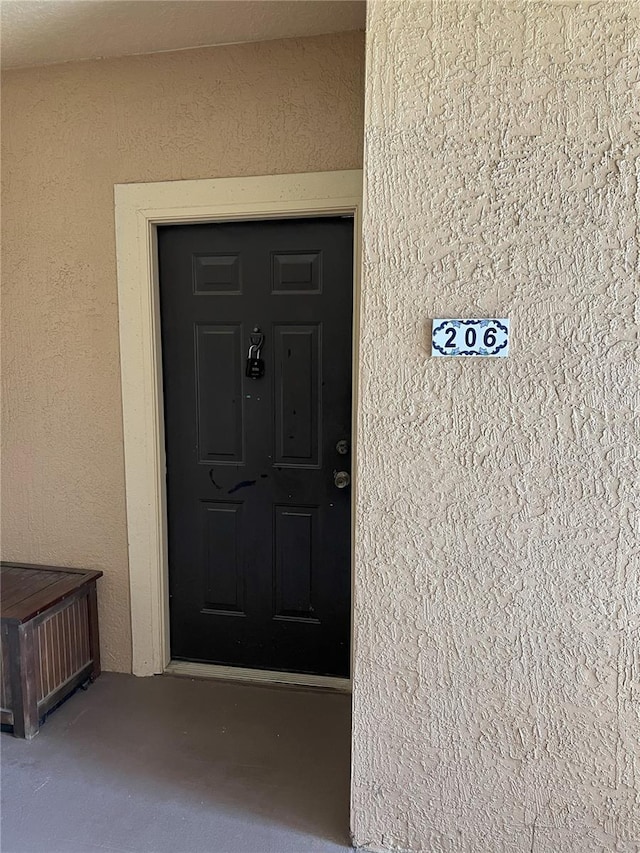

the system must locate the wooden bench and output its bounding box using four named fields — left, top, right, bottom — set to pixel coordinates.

left=1, top=562, right=102, bottom=738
